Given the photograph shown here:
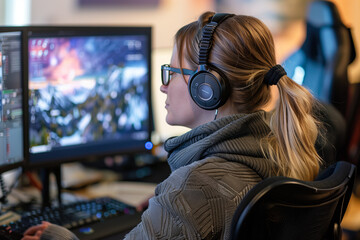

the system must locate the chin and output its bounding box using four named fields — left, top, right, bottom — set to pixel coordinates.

left=166, top=115, right=182, bottom=127
left=165, top=115, right=175, bottom=126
